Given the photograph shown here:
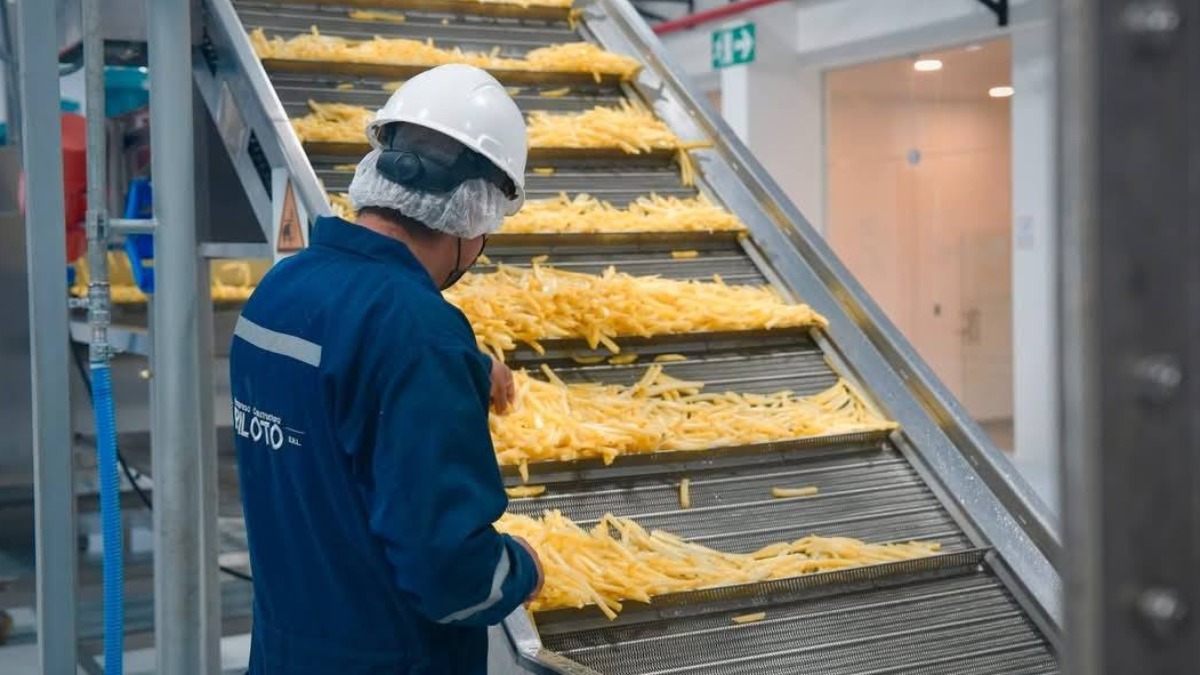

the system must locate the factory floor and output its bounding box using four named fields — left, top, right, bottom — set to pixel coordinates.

left=0, top=631, right=252, bottom=674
